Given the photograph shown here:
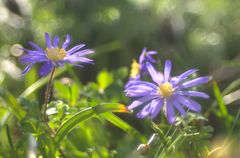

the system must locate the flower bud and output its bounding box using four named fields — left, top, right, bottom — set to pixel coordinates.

left=137, top=144, right=149, bottom=155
